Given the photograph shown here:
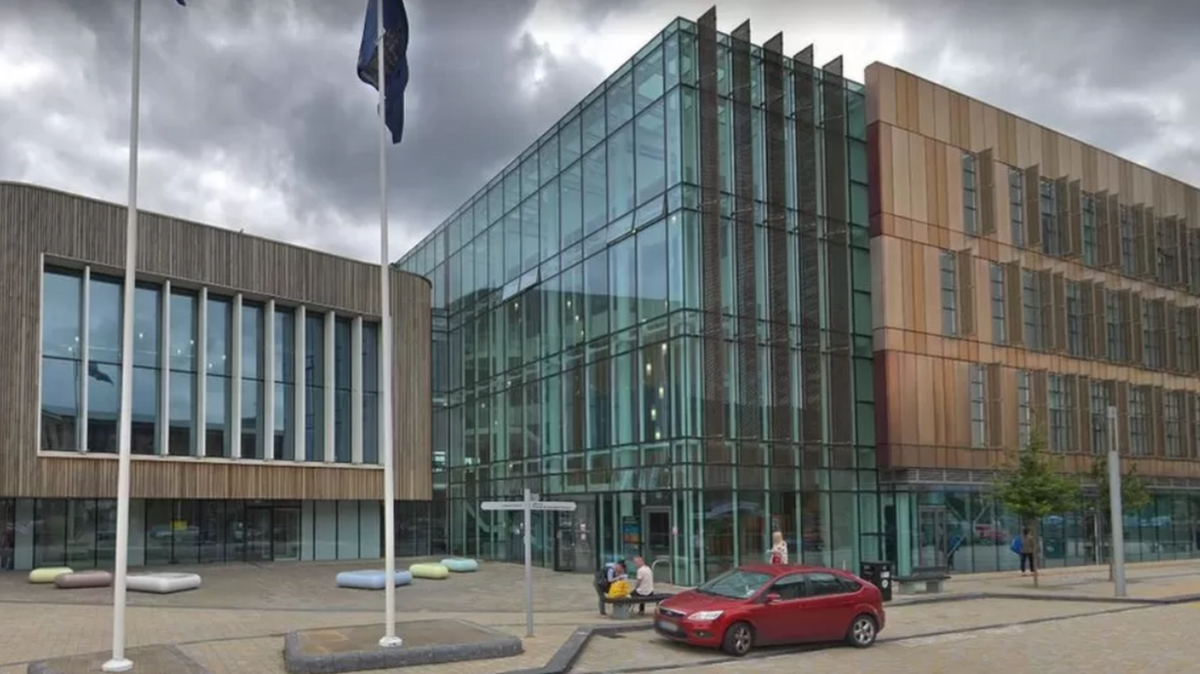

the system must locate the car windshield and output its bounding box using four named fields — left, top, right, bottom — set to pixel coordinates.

left=696, top=569, right=773, bottom=599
